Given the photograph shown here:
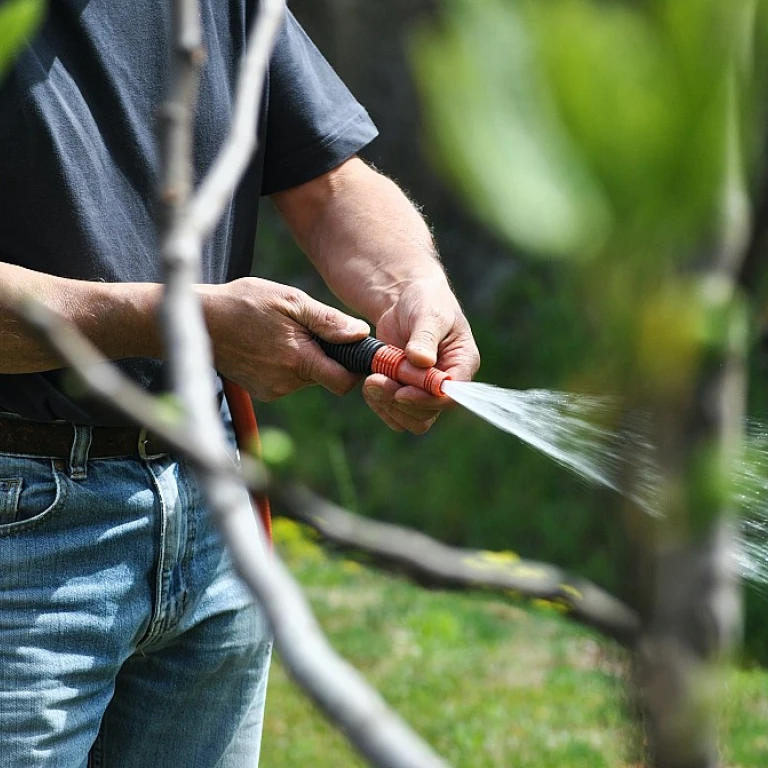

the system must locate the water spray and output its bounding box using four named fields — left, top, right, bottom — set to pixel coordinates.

left=317, top=335, right=768, bottom=591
